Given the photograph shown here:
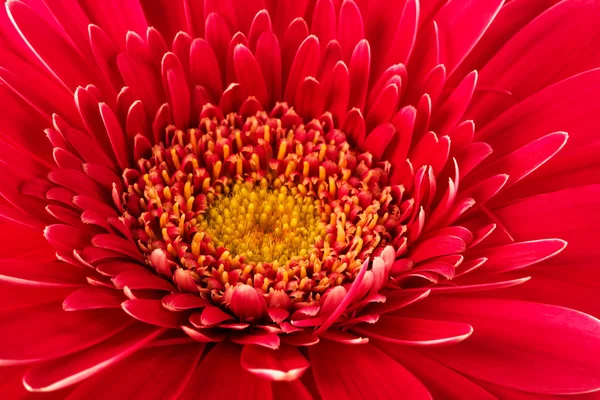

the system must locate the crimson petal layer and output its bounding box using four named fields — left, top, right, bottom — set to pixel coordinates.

left=0, top=303, right=132, bottom=365
left=308, top=340, right=431, bottom=399
left=352, top=315, right=473, bottom=346
left=23, top=324, right=163, bottom=392
left=179, top=342, right=273, bottom=399
left=409, top=297, right=600, bottom=395
left=241, top=344, right=310, bottom=381
left=66, top=342, right=203, bottom=400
